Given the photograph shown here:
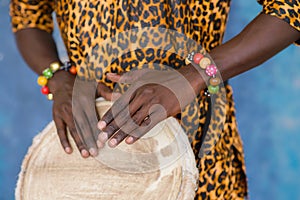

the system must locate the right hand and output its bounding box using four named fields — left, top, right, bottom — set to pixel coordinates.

left=48, top=71, right=117, bottom=158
